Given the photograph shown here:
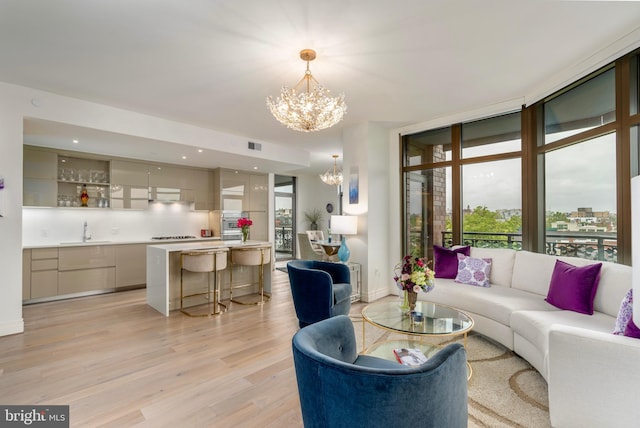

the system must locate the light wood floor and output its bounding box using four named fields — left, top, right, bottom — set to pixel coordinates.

left=0, top=269, right=313, bottom=427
